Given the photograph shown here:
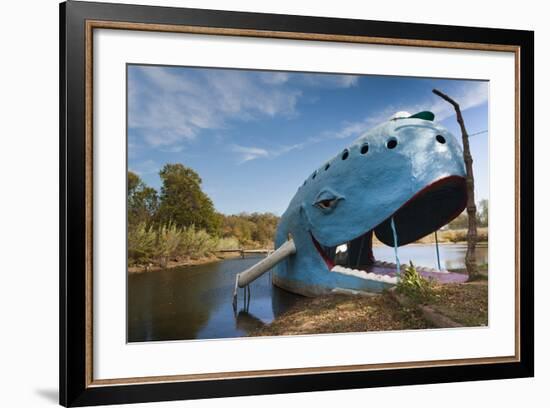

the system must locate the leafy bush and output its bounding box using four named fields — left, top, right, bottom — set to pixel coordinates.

left=155, top=223, right=181, bottom=267
left=444, top=229, right=488, bottom=243
left=220, top=212, right=279, bottom=247
left=216, top=236, right=240, bottom=251
left=128, top=222, right=222, bottom=267
left=128, top=223, right=156, bottom=265
left=396, top=261, right=436, bottom=303
left=179, top=225, right=219, bottom=258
